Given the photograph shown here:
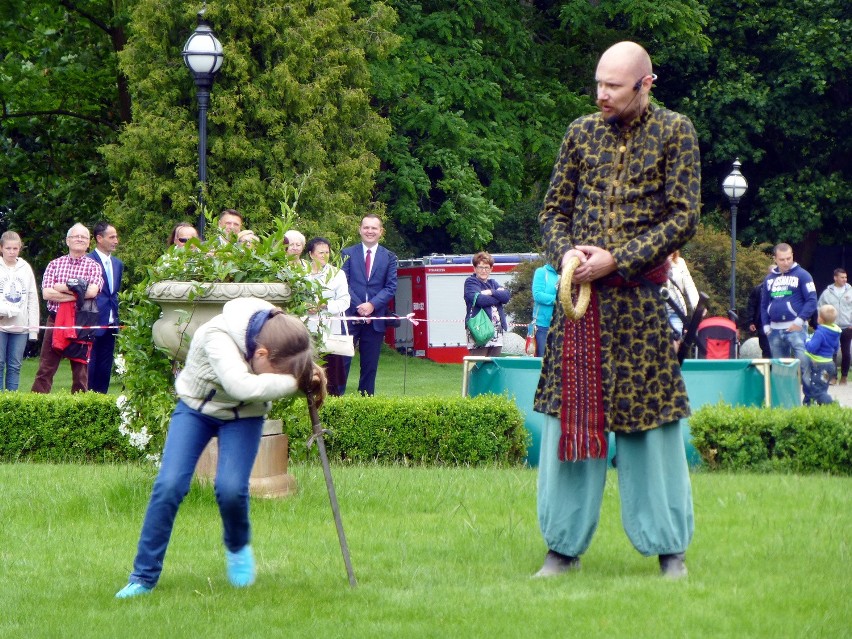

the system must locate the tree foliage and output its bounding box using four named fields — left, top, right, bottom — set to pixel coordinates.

left=666, top=0, right=852, bottom=253
left=101, top=0, right=399, bottom=279
left=2, top=0, right=848, bottom=278
left=371, top=0, right=593, bottom=255
left=554, top=0, right=711, bottom=75
left=0, top=0, right=129, bottom=275
left=679, top=224, right=774, bottom=319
